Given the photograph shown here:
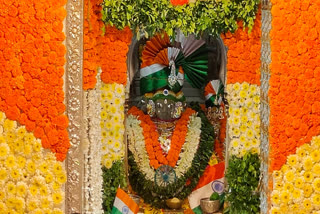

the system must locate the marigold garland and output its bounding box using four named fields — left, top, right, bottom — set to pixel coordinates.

left=128, top=106, right=196, bottom=169
left=269, top=0, right=320, bottom=171
left=221, top=9, right=261, bottom=85
left=0, top=111, right=66, bottom=213
left=0, top=0, right=69, bottom=161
